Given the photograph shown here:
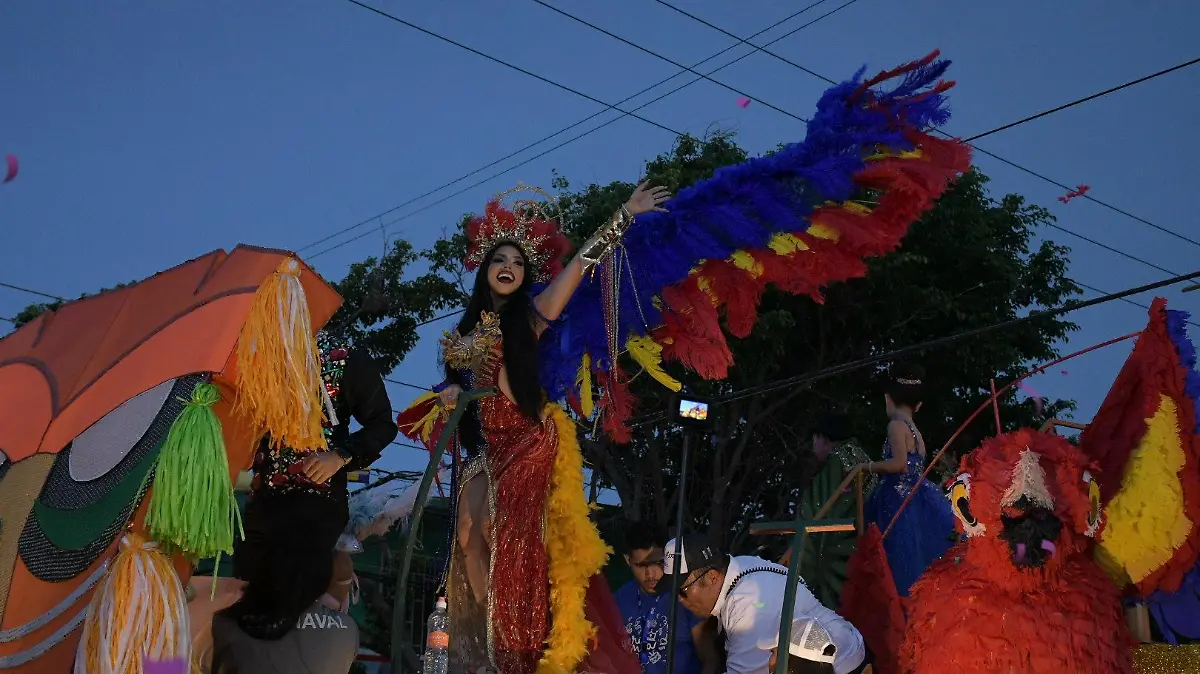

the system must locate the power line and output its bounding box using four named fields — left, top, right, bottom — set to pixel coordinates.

left=647, top=0, right=1200, bottom=252
left=0, top=281, right=64, bottom=302
left=963, top=57, right=1200, bottom=143
left=304, top=0, right=859, bottom=258
left=539, top=1, right=1200, bottom=274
